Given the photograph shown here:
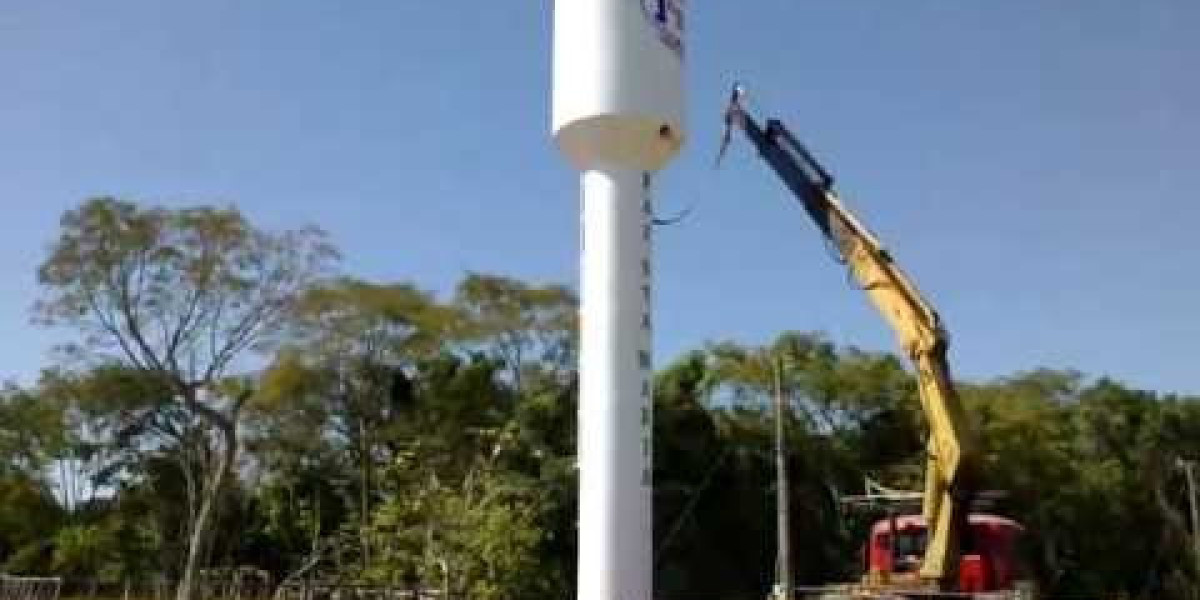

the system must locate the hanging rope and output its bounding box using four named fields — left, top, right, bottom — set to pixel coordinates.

left=644, top=170, right=701, bottom=227
left=652, top=202, right=699, bottom=226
